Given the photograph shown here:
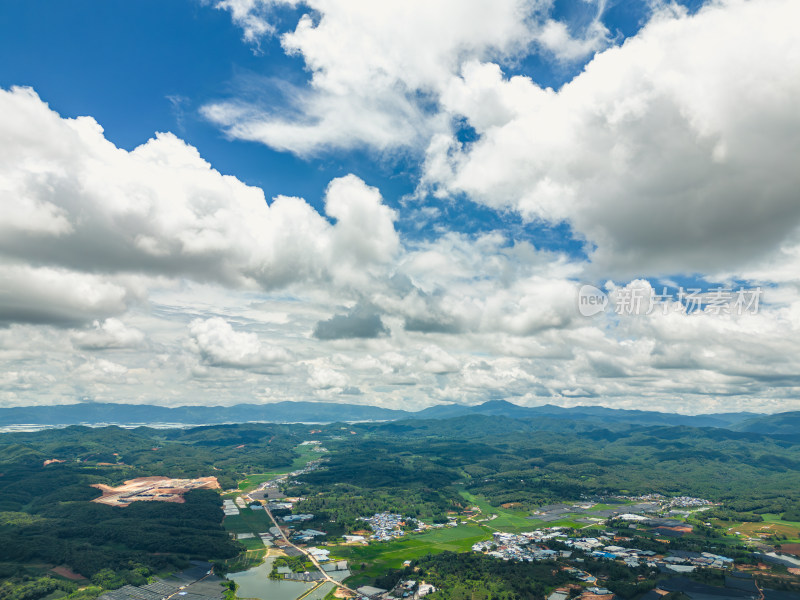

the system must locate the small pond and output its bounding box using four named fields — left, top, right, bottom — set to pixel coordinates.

left=228, top=557, right=315, bottom=600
